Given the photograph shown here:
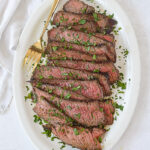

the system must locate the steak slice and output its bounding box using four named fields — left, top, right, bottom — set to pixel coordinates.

left=32, top=83, right=89, bottom=101
left=48, top=27, right=109, bottom=46
left=47, top=41, right=116, bottom=62
left=95, top=33, right=114, bottom=43
left=32, top=66, right=111, bottom=95
left=69, top=21, right=99, bottom=33
left=43, top=124, right=105, bottom=150
left=52, top=11, right=117, bottom=33
left=33, top=87, right=114, bottom=126
left=48, top=60, right=119, bottom=83
left=32, top=79, right=103, bottom=100
left=99, top=100, right=115, bottom=125
left=33, top=98, right=73, bottom=125
left=63, top=0, right=95, bottom=14
left=48, top=47, right=108, bottom=62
